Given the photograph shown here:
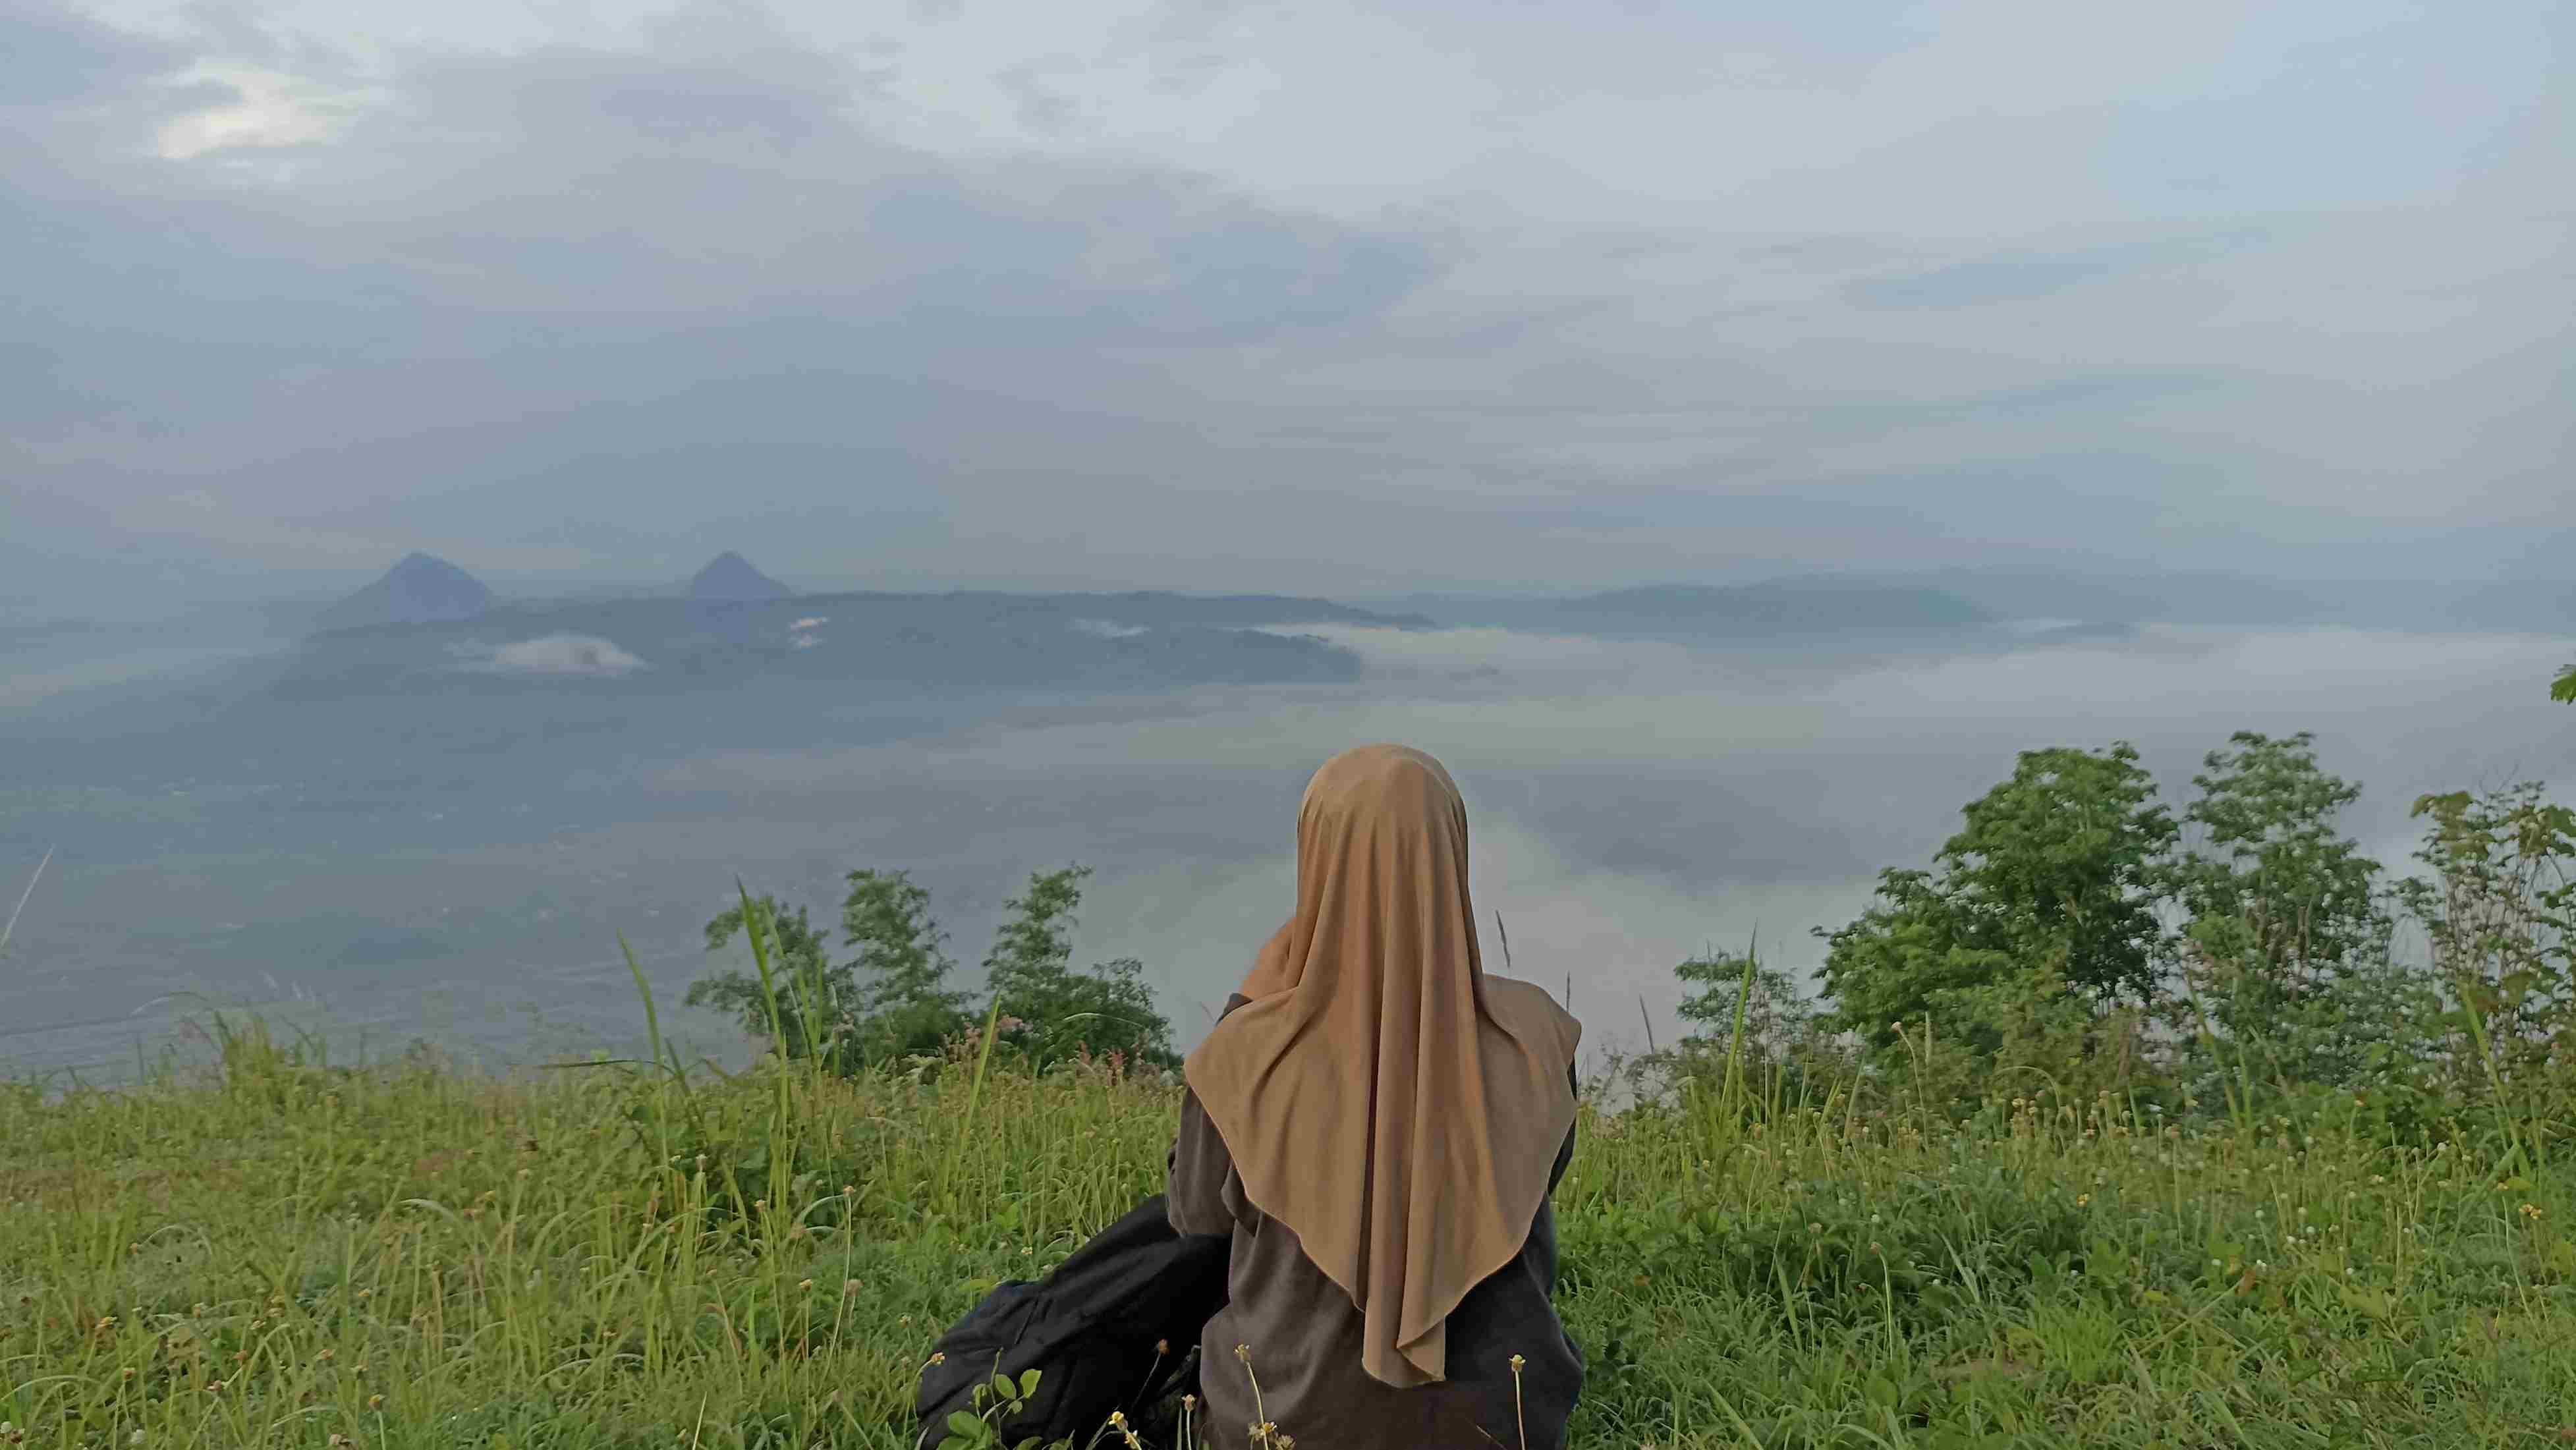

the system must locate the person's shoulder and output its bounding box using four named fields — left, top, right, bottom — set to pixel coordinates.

left=1482, top=976, right=1582, bottom=1065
